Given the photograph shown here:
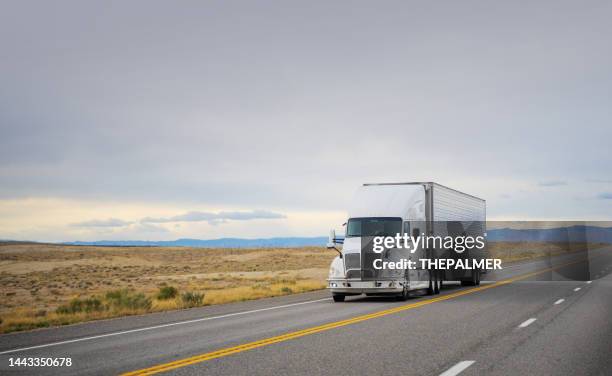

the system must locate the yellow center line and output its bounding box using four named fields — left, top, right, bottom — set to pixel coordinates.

left=121, top=259, right=583, bottom=376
